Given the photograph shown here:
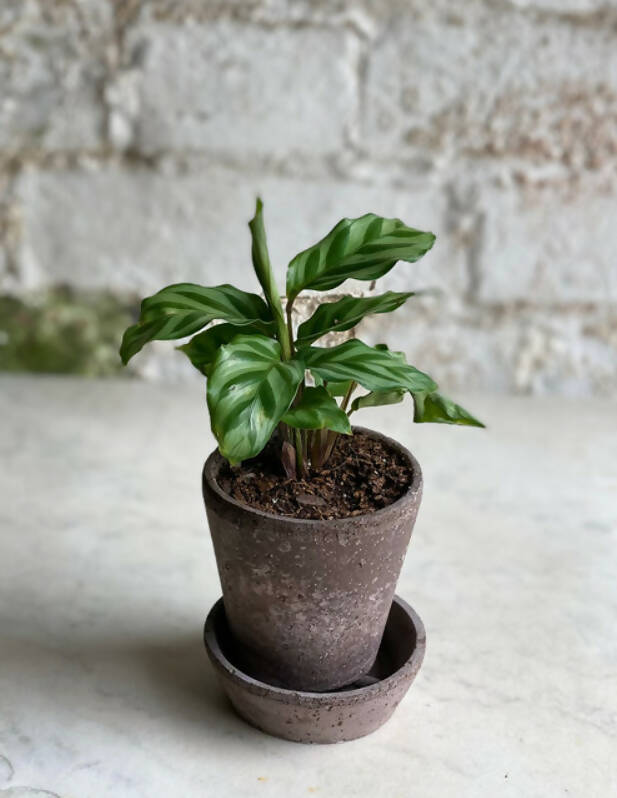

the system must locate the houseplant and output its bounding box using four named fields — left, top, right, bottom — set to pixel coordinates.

left=120, top=199, right=483, bottom=692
